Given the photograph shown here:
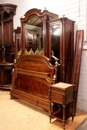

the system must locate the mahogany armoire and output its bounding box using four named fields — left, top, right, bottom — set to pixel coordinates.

left=13, top=8, right=75, bottom=83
